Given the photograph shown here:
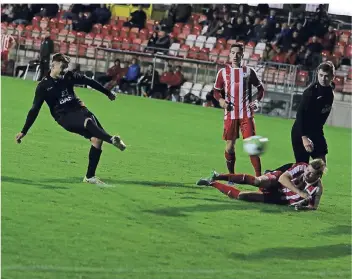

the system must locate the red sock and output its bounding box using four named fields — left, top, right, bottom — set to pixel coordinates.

left=225, top=151, right=235, bottom=174
left=250, top=155, right=262, bottom=177
left=211, top=181, right=241, bottom=199
left=216, top=173, right=256, bottom=186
